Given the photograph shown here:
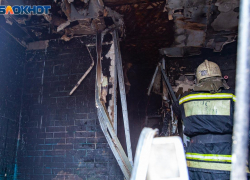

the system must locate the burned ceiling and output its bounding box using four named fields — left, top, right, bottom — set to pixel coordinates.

left=0, top=0, right=239, bottom=59
left=0, top=0, right=124, bottom=45
left=160, top=0, right=239, bottom=57
left=0, top=0, right=174, bottom=62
